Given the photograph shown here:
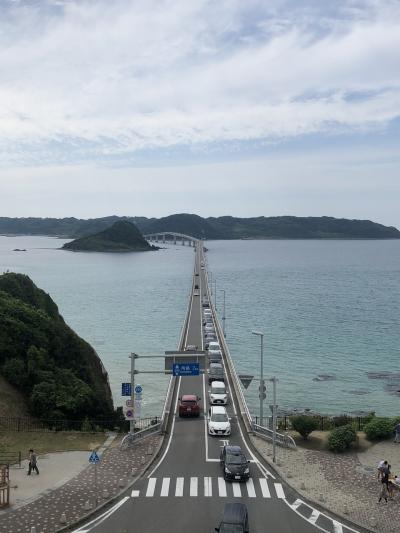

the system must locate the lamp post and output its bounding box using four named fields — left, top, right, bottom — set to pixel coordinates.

left=214, top=279, right=217, bottom=308
left=220, top=289, right=226, bottom=337
left=269, top=377, right=277, bottom=463
left=251, top=330, right=265, bottom=425
left=209, top=272, right=213, bottom=295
